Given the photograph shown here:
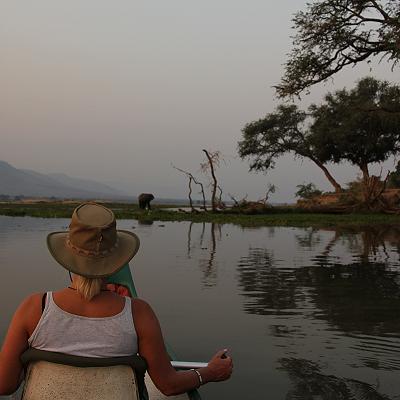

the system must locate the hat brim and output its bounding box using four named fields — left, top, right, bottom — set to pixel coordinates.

left=47, top=230, right=140, bottom=278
